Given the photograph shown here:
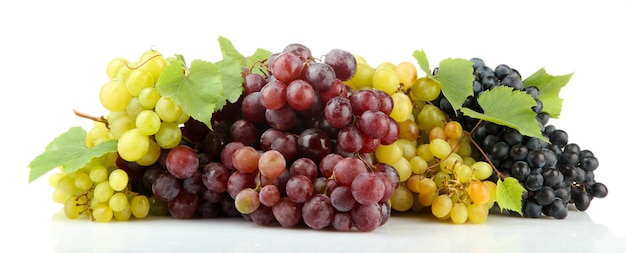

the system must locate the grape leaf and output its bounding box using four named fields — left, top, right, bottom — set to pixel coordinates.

left=157, top=58, right=224, bottom=129
left=435, top=58, right=475, bottom=112
left=496, top=177, right=526, bottom=215
left=218, top=56, right=245, bottom=105
left=216, top=36, right=248, bottom=105
left=217, top=36, right=271, bottom=75
left=461, top=86, right=547, bottom=141
left=523, top=68, right=573, bottom=118
left=412, top=49, right=431, bottom=77
left=217, top=36, right=245, bottom=64
left=28, top=127, right=118, bottom=183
